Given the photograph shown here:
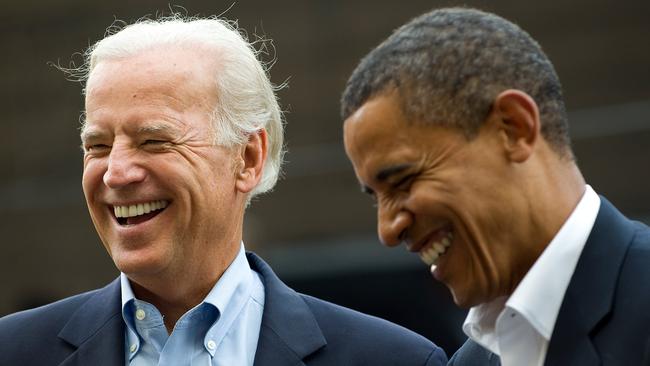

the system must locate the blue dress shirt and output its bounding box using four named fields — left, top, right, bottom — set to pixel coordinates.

left=120, top=244, right=265, bottom=365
